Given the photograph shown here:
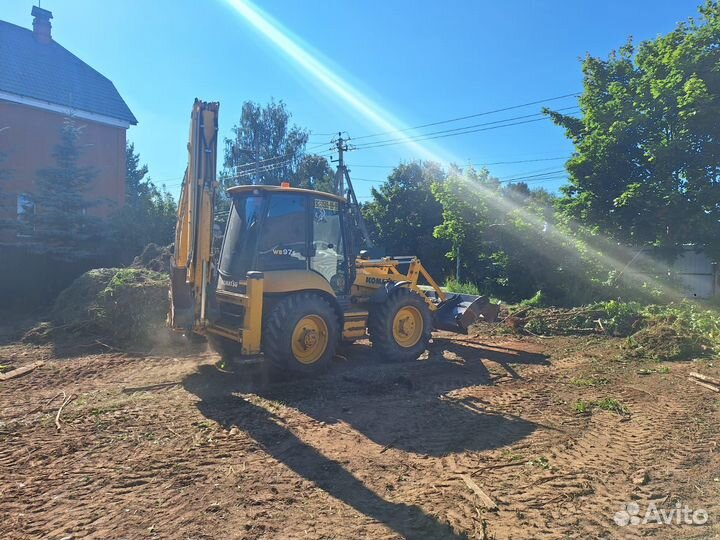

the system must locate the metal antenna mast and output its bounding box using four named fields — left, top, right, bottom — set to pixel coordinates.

left=331, top=132, right=373, bottom=248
